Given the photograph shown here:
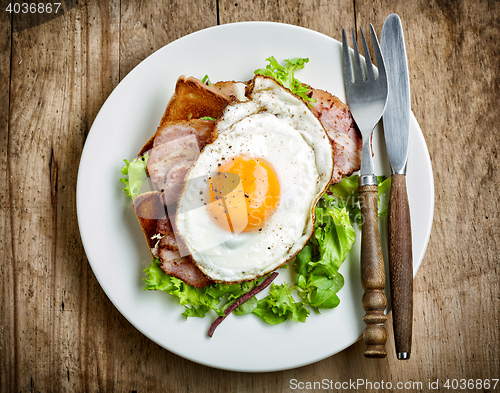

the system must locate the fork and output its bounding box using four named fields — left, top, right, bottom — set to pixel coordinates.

left=342, top=25, right=389, bottom=358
